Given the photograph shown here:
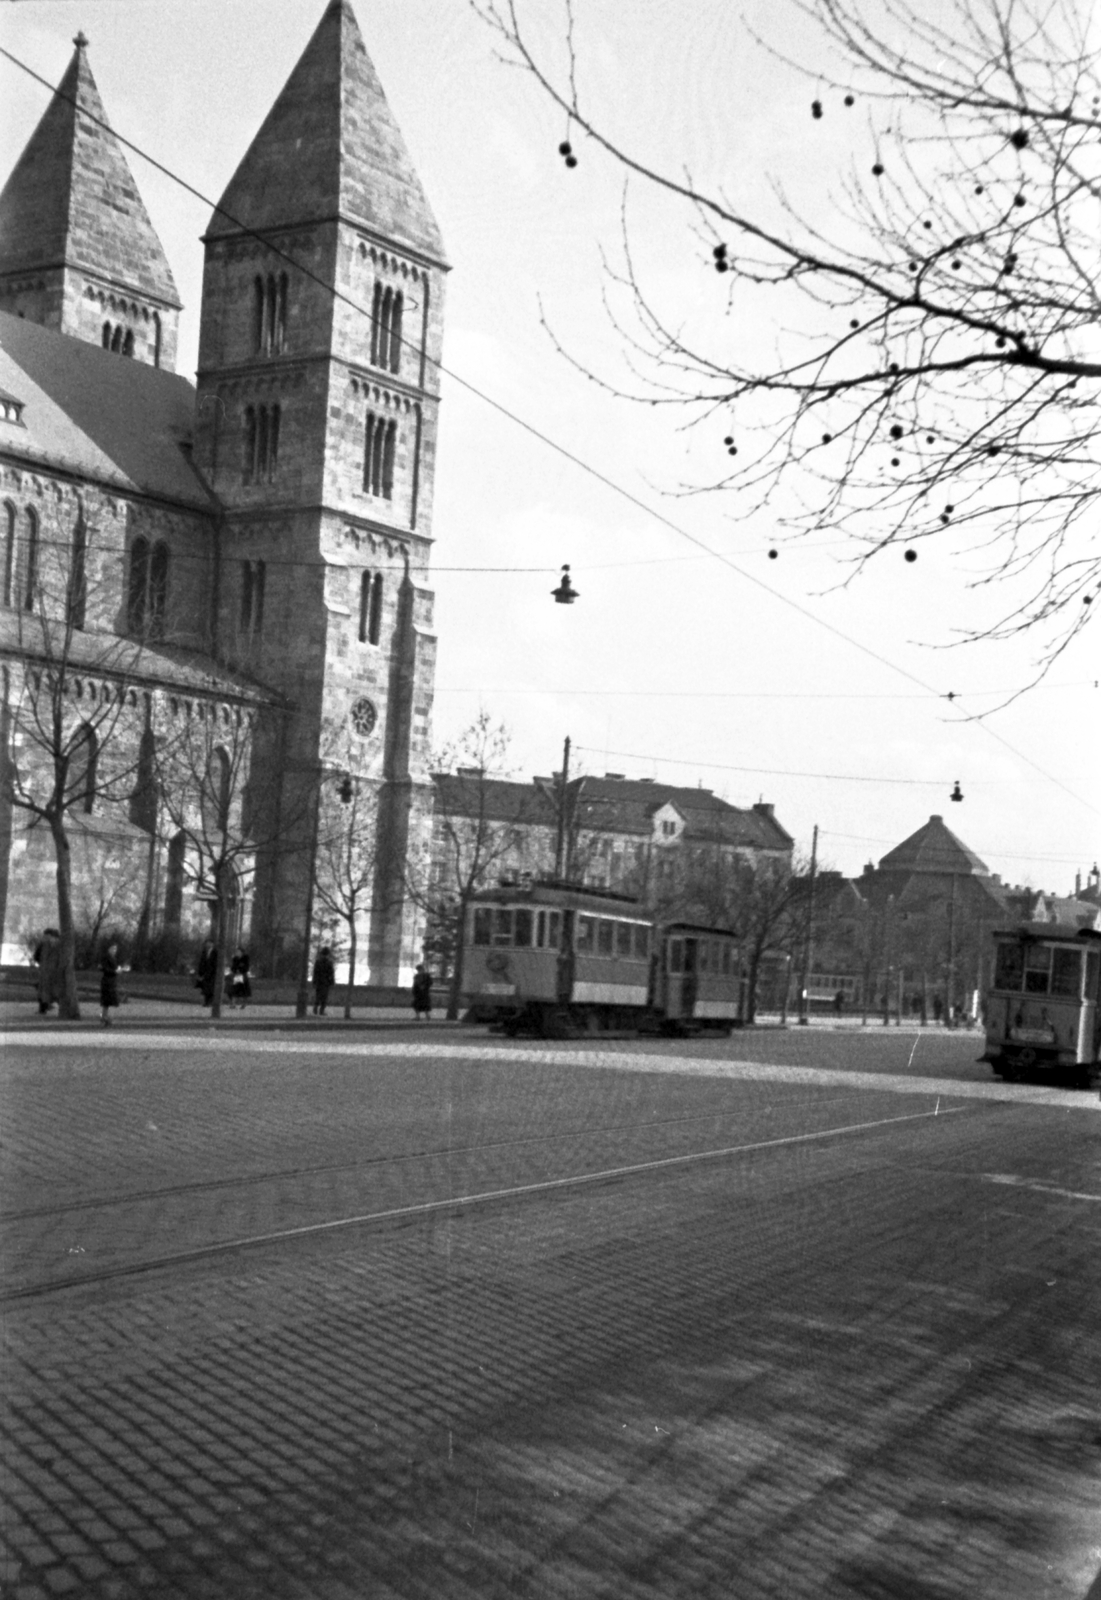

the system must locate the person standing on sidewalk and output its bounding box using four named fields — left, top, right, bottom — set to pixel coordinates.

left=196, top=939, right=218, bottom=1008
left=412, top=963, right=433, bottom=1021
left=229, top=946, right=251, bottom=1010
left=99, top=942, right=120, bottom=1026
left=33, top=928, right=63, bottom=1016
left=312, top=947, right=335, bottom=1015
